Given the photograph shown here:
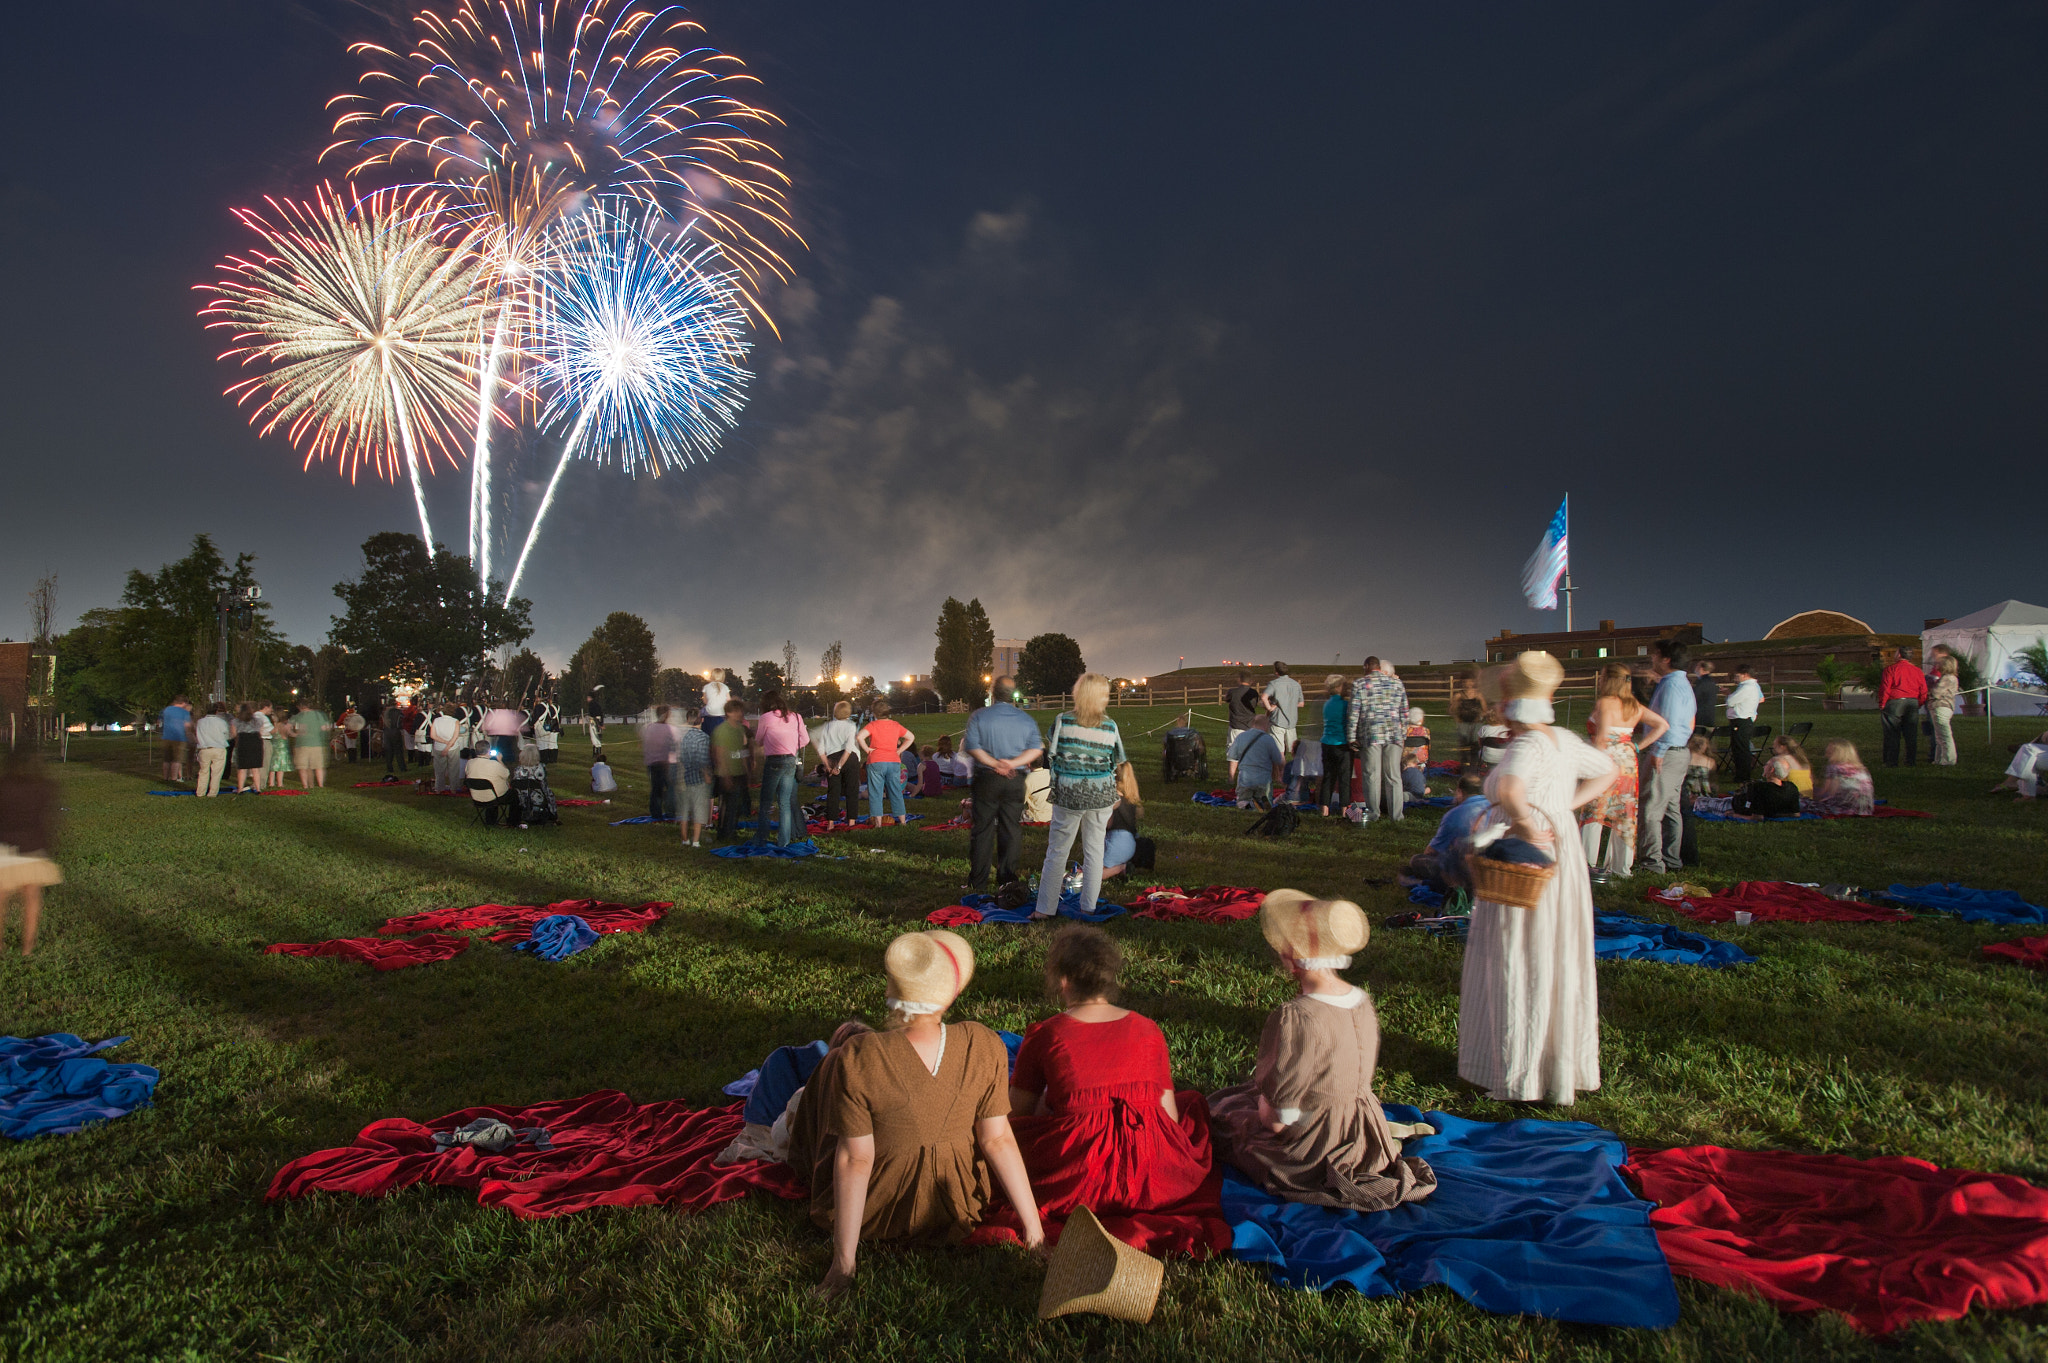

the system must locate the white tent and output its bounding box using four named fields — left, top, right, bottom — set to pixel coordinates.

left=1922, top=600, right=2048, bottom=715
